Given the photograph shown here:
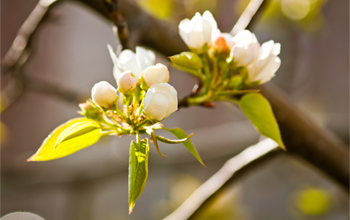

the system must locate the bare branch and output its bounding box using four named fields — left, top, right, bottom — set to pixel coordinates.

left=2, top=0, right=59, bottom=74
left=230, top=0, right=268, bottom=35
left=164, top=139, right=281, bottom=220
